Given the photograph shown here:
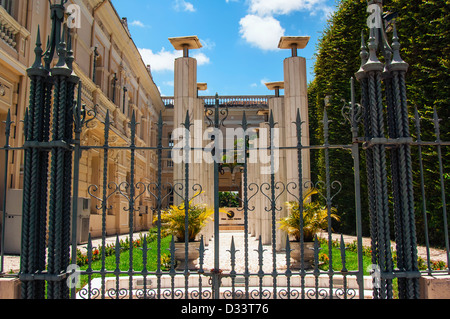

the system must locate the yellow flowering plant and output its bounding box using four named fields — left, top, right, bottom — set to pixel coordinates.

left=155, top=192, right=214, bottom=242
left=279, top=188, right=340, bottom=242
